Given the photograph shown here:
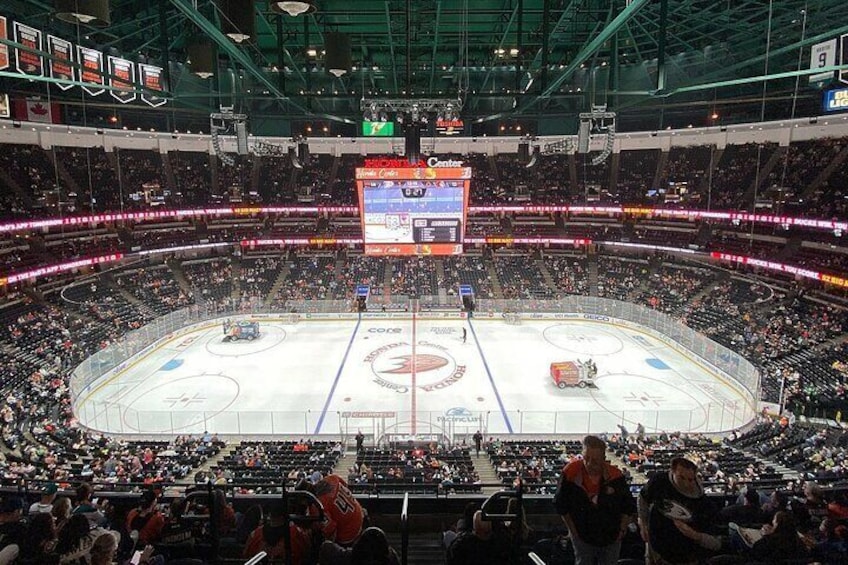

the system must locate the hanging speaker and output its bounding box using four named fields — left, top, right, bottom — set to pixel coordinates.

left=289, top=147, right=302, bottom=169
left=55, top=0, right=110, bottom=26
left=325, top=33, right=352, bottom=77
left=219, top=0, right=254, bottom=43
left=298, top=141, right=310, bottom=165
left=404, top=119, right=421, bottom=164
left=518, top=141, right=529, bottom=164
left=187, top=41, right=216, bottom=79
